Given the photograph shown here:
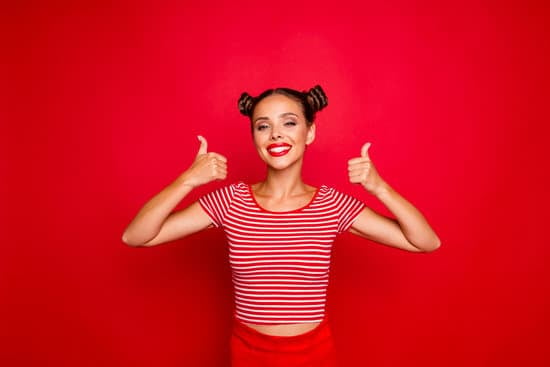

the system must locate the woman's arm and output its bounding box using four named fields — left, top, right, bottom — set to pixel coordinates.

left=348, top=142, right=441, bottom=253
left=122, top=136, right=227, bottom=247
